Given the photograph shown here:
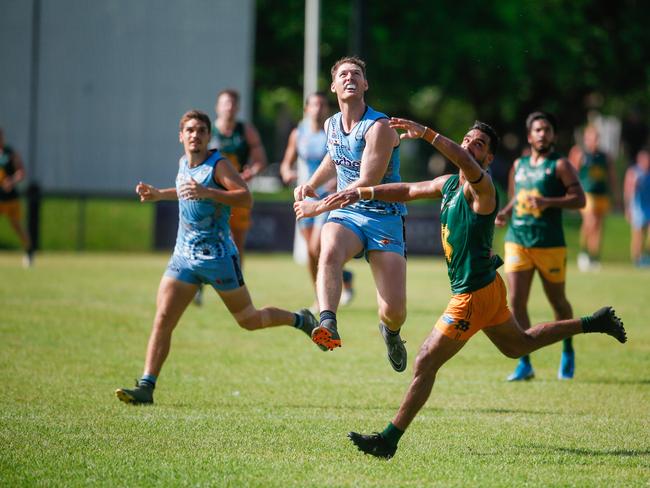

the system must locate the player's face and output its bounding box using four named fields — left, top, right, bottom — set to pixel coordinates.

left=527, top=119, right=555, bottom=154
left=461, top=129, right=493, bottom=166
left=638, top=150, right=650, bottom=170
left=216, top=94, right=238, bottom=119
left=179, top=118, right=210, bottom=154
left=305, top=95, right=328, bottom=121
left=331, top=62, right=368, bottom=101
